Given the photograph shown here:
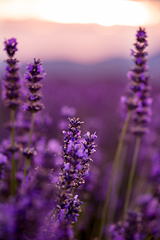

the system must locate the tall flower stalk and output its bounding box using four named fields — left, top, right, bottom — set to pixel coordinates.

left=122, top=27, right=152, bottom=221
left=54, top=117, right=97, bottom=239
left=23, top=58, right=45, bottom=182
left=3, top=38, right=21, bottom=195
left=99, top=30, right=145, bottom=240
